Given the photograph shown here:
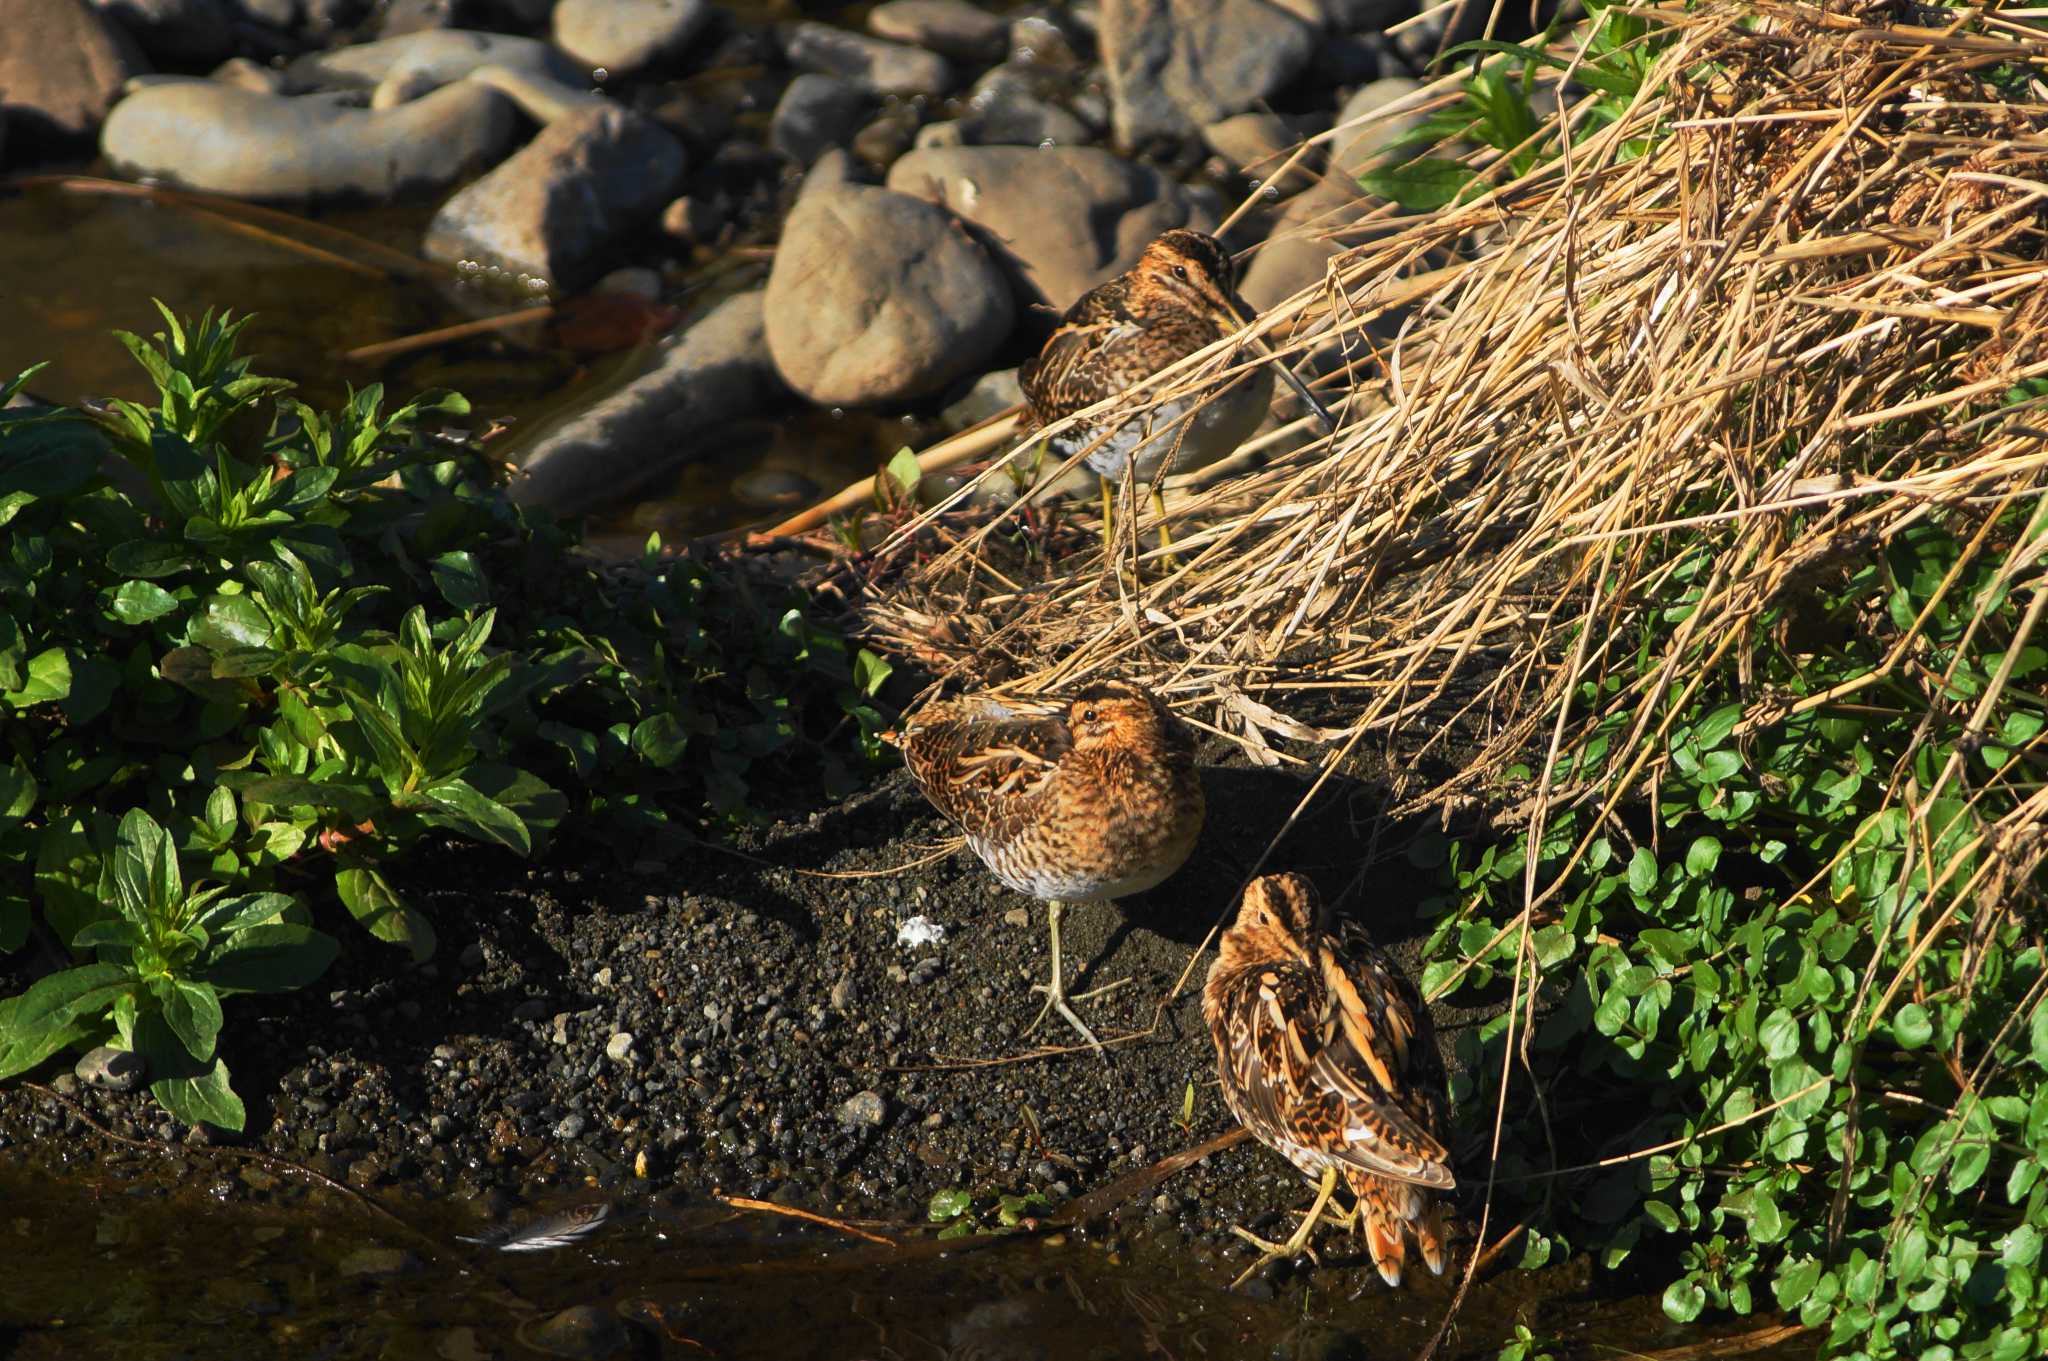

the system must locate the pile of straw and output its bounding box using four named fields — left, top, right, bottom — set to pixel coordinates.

left=862, top=0, right=2048, bottom=836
